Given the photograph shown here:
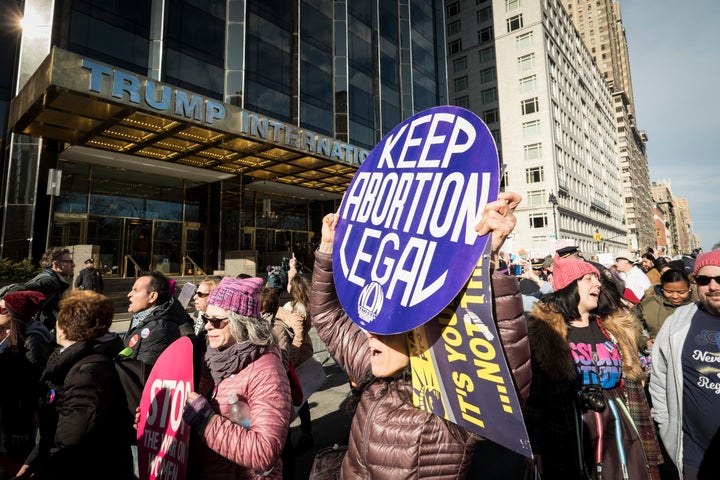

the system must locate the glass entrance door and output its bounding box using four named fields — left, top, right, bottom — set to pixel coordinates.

left=125, top=221, right=153, bottom=275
